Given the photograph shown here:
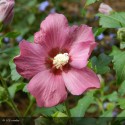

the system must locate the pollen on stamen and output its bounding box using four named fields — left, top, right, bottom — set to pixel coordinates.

left=53, top=53, right=69, bottom=70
